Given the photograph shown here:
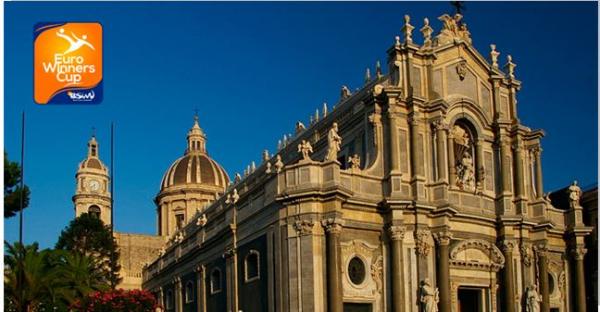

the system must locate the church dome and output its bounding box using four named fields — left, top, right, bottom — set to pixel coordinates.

left=159, top=116, right=229, bottom=192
